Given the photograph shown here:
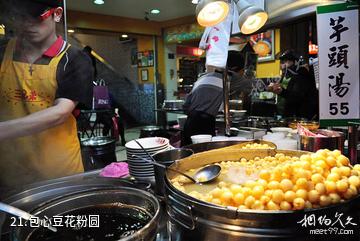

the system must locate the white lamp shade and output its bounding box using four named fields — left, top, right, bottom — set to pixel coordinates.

left=235, top=0, right=268, bottom=34
left=196, top=0, right=230, bottom=27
